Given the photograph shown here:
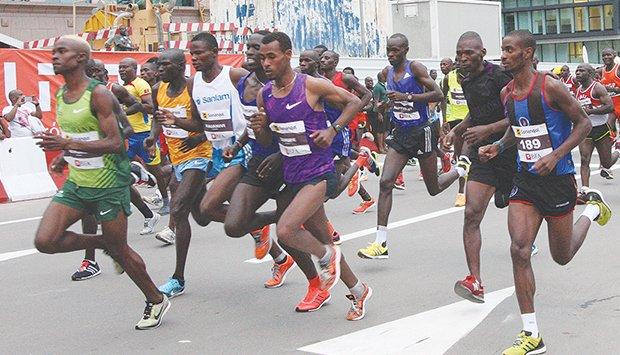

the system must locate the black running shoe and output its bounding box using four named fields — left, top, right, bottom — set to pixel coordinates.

left=71, top=259, right=101, bottom=281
